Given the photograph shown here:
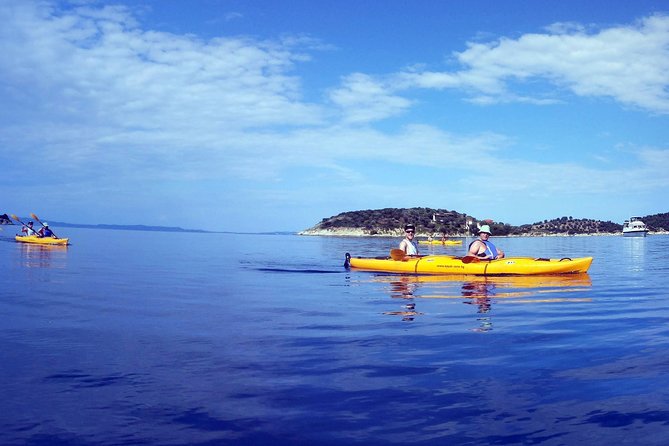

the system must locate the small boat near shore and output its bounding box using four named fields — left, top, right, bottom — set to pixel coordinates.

left=15, top=235, right=69, bottom=245
left=622, top=217, right=649, bottom=237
